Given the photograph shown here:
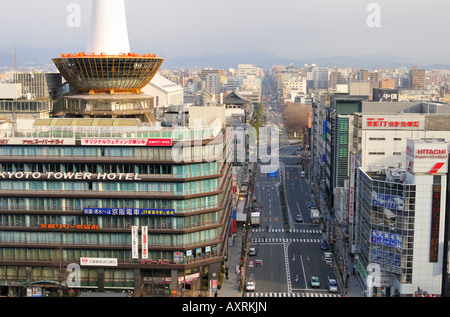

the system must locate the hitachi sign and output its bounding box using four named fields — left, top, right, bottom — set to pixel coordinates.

left=417, top=149, right=447, bottom=155
left=406, top=139, right=450, bottom=174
